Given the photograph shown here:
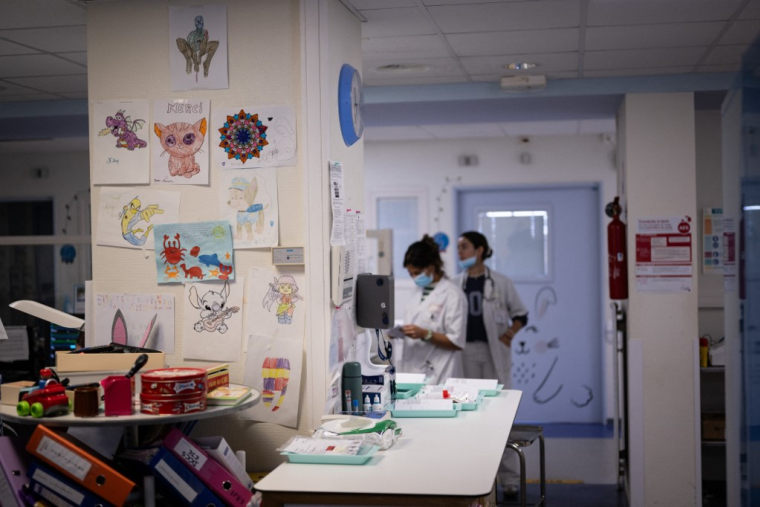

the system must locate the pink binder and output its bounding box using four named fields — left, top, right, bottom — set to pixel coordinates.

left=162, top=428, right=252, bottom=507
left=0, top=436, right=31, bottom=507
